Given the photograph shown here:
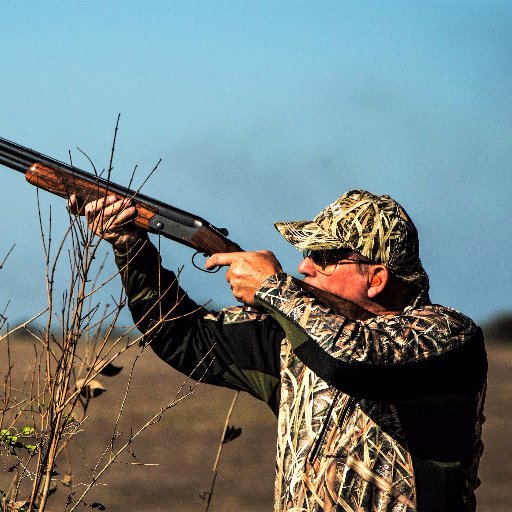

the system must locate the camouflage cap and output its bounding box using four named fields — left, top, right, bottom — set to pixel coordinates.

left=275, top=189, right=429, bottom=288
